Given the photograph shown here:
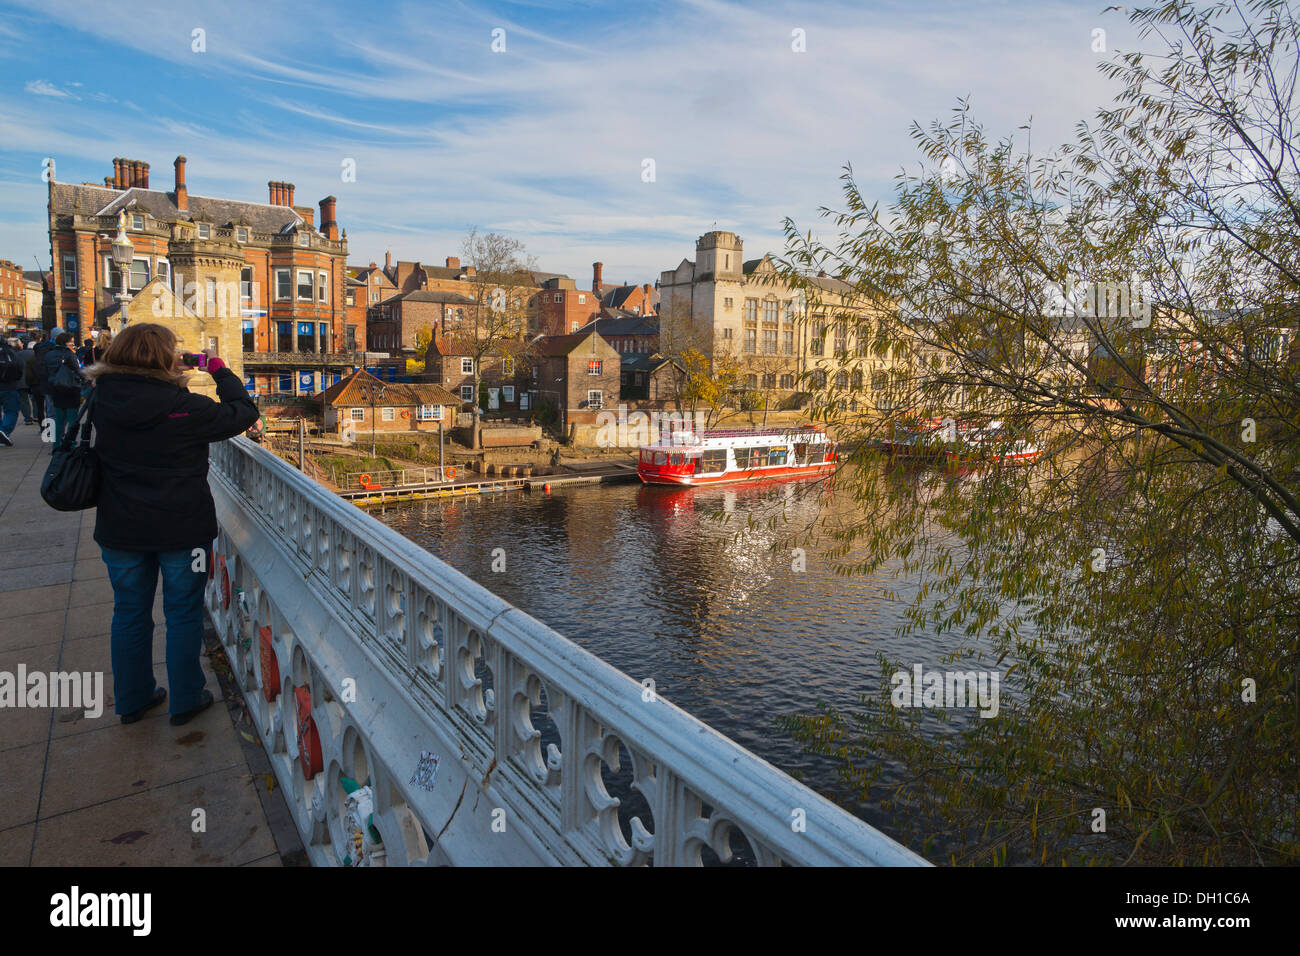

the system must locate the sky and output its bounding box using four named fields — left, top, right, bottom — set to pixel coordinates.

left=0, top=0, right=1141, bottom=286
